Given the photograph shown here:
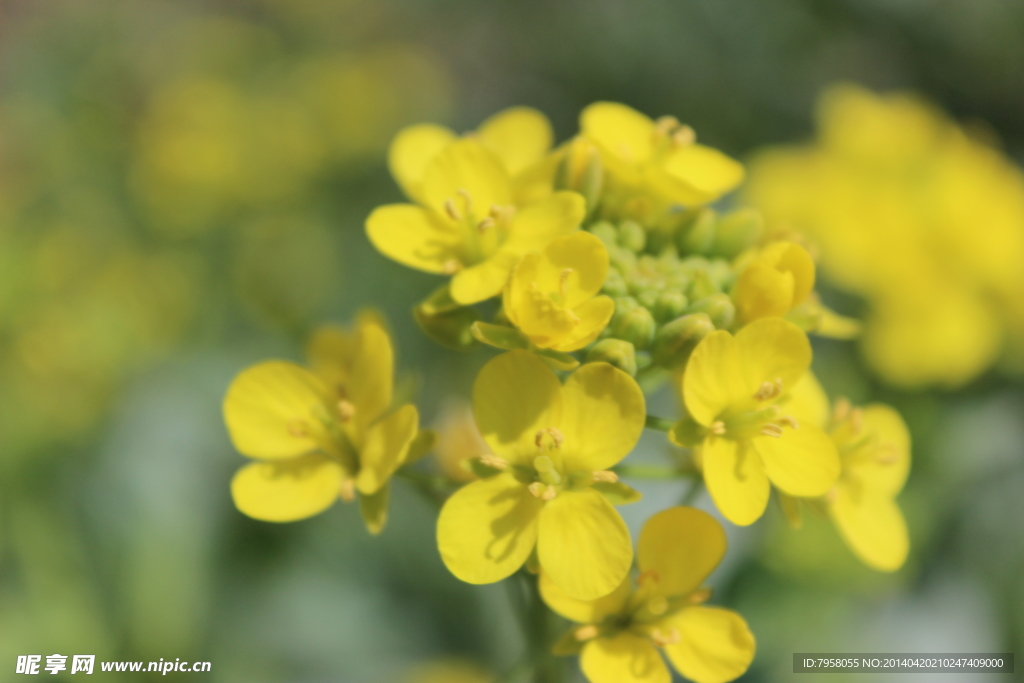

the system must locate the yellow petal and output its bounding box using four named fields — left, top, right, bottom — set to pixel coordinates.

left=550, top=296, right=615, bottom=352
left=473, top=350, right=564, bottom=465
left=657, top=144, right=745, bottom=202
left=306, top=325, right=353, bottom=390
left=659, top=606, right=755, bottom=683
left=732, top=263, right=795, bottom=324
left=734, top=318, right=811, bottom=393
left=388, top=123, right=457, bottom=200
left=581, top=633, right=670, bottom=683
left=366, top=204, right=461, bottom=274
left=682, top=331, right=747, bottom=426
left=436, top=472, right=543, bottom=584
left=450, top=253, right=518, bottom=304
left=537, top=488, right=633, bottom=600
left=355, top=404, right=419, bottom=495
left=504, top=251, right=578, bottom=344
left=750, top=424, right=840, bottom=497
left=502, top=191, right=585, bottom=253
left=779, top=371, right=829, bottom=428
left=223, top=361, right=333, bottom=460
left=581, top=102, right=655, bottom=171
left=831, top=485, right=909, bottom=572
left=536, top=232, right=610, bottom=308
left=477, top=106, right=553, bottom=176
left=851, top=404, right=911, bottom=496
left=558, top=362, right=645, bottom=472
left=539, top=572, right=631, bottom=624
left=349, top=311, right=394, bottom=430
left=637, top=507, right=726, bottom=598
left=422, top=139, right=512, bottom=220
left=231, top=454, right=344, bottom=522
left=701, top=437, right=770, bottom=526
